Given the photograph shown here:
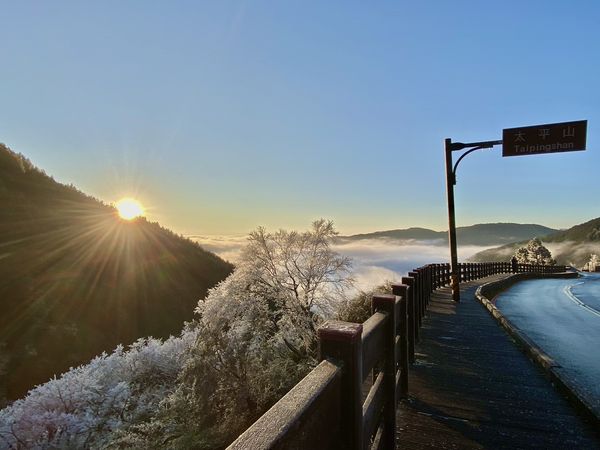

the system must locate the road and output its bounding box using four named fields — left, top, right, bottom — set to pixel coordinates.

left=495, top=272, right=600, bottom=411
